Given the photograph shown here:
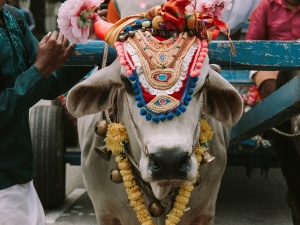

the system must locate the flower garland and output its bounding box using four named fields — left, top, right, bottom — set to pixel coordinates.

left=57, top=0, right=233, bottom=44
left=105, top=119, right=214, bottom=225
left=57, top=0, right=104, bottom=44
